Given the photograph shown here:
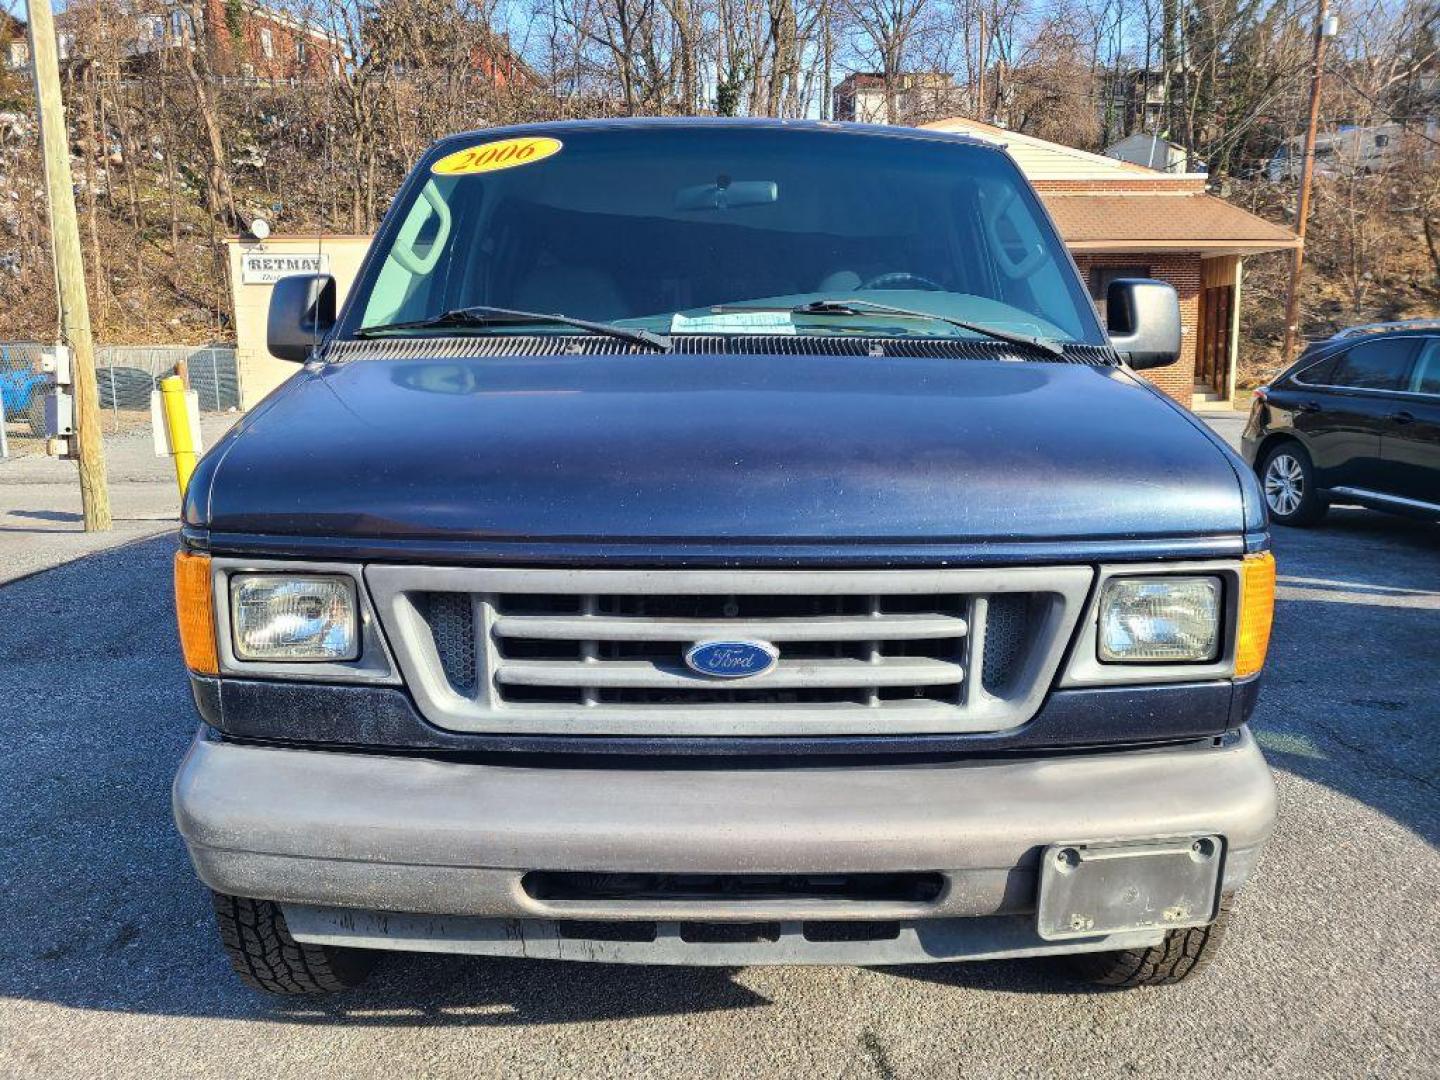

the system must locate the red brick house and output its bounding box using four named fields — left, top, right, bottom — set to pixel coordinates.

left=921, top=117, right=1299, bottom=409
left=30, top=1, right=345, bottom=81
left=199, top=0, right=345, bottom=81
left=465, top=30, right=537, bottom=90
